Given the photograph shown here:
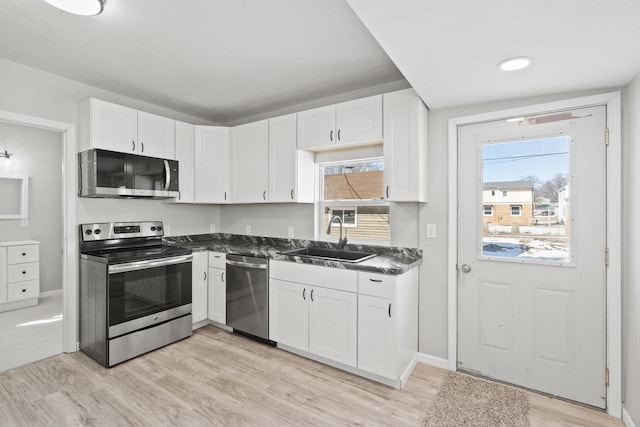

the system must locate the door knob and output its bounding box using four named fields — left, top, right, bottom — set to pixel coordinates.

left=460, top=264, right=471, bottom=273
